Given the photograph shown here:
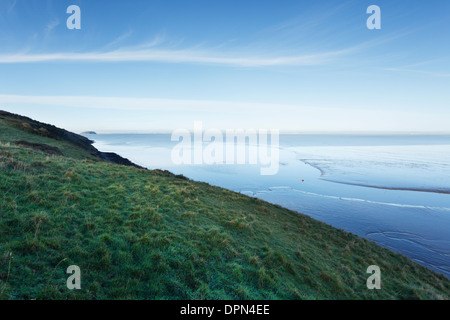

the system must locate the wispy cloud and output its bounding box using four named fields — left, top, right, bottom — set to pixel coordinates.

left=44, top=19, right=60, bottom=38
left=103, top=30, right=134, bottom=49
left=0, top=22, right=404, bottom=67
left=383, top=67, right=450, bottom=78
left=7, top=0, right=17, bottom=14
left=382, top=58, right=450, bottom=78
left=0, top=46, right=352, bottom=67
left=0, top=94, right=301, bottom=113
left=2, top=94, right=448, bottom=132
left=266, top=0, right=352, bottom=34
